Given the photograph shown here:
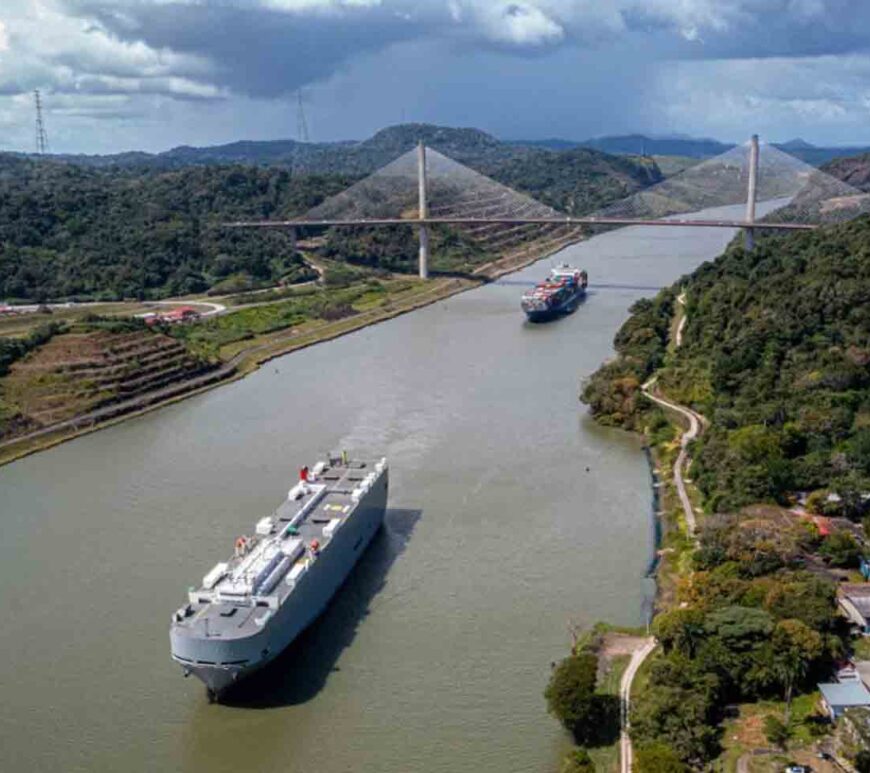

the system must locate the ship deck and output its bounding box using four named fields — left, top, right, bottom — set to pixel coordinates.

left=171, top=458, right=384, bottom=645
